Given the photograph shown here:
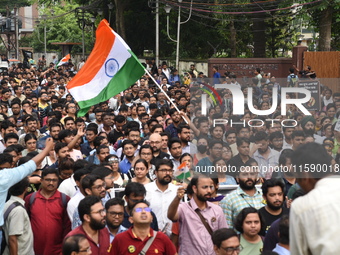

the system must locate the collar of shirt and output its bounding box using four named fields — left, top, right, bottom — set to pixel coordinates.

left=236, top=186, right=262, bottom=197
left=189, top=197, right=211, bottom=211
left=253, top=147, right=277, bottom=159
left=149, top=181, right=177, bottom=193
left=8, top=195, right=25, bottom=206
left=129, top=226, right=154, bottom=240
left=107, top=225, right=127, bottom=238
